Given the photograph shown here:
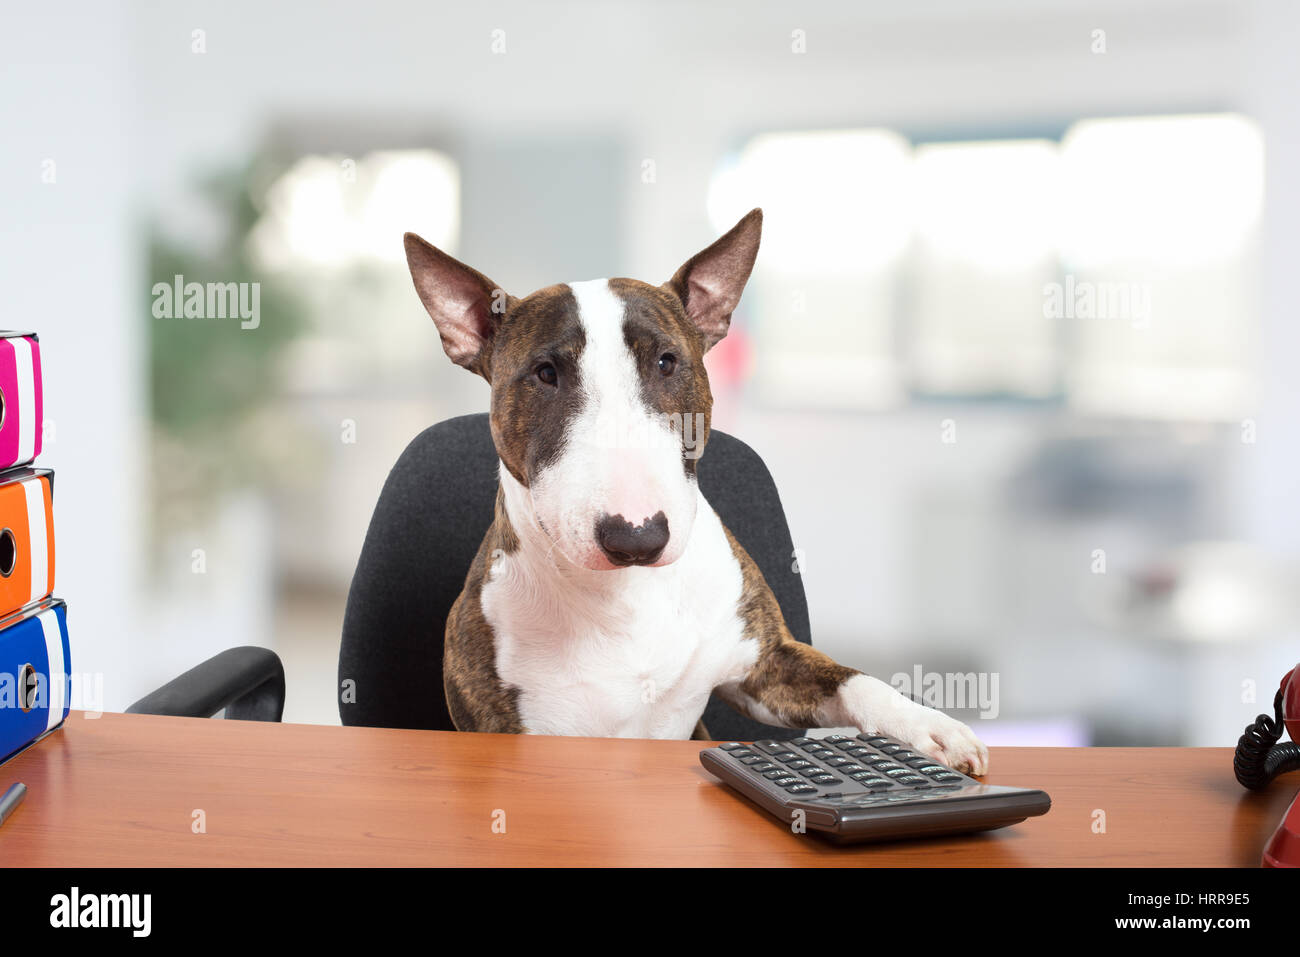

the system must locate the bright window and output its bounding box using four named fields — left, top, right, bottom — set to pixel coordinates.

left=707, top=114, right=1264, bottom=419
left=247, top=149, right=461, bottom=393
left=250, top=150, right=459, bottom=270
left=708, top=130, right=912, bottom=408
left=1059, top=115, right=1264, bottom=420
